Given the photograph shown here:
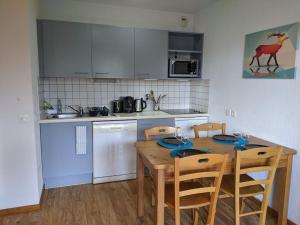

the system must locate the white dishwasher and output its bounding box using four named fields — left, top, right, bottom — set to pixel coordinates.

left=93, top=120, right=137, bottom=184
